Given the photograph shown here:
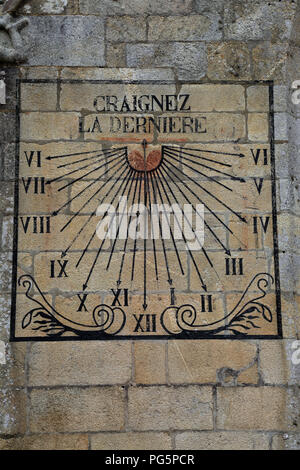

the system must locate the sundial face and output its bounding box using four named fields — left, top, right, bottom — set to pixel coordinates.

left=11, top=79, right=282, bottom=340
